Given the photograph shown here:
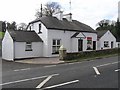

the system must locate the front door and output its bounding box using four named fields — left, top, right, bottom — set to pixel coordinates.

left=93, top=41, right=96, bottom=50
left=78, top=39, right=83, bottom=51
left=111, top=41, right=113, bottom=48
